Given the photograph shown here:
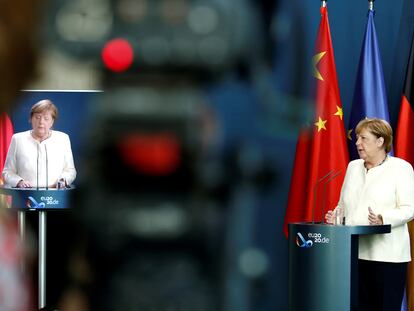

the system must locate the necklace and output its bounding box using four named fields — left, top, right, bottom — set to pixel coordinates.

left=365, top=155, right=387, bottom=172
left=378, top=156, right=387, bottom=166
left=31, top=130, right=51, bottom=142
